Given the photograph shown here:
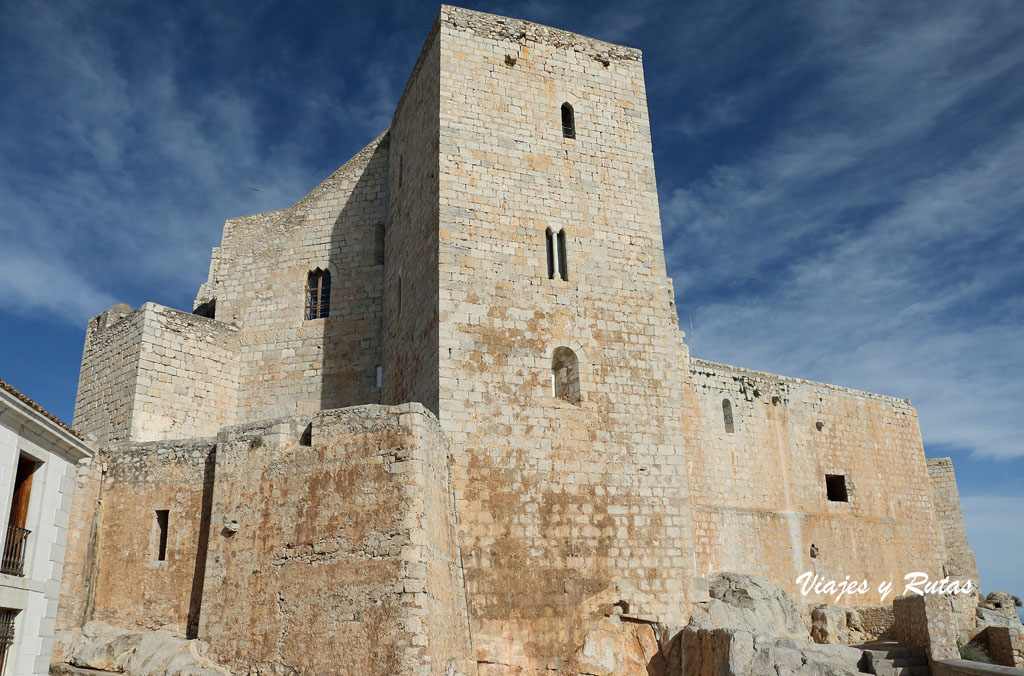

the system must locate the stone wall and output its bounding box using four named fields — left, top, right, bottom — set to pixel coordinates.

left=199, top=135, right=388, bottom=423
left=986, top=626, right=1024, bottom=669
left=933, top=660, right=1024, bottom=676
left=76, top=438, right=215, bottom=634
left=927, top=458, right=980, bottom=584
left=57, top=405, right=474, bottom=675
left=894, top=593, right=960, bottom=662
left=73, top=304, right=143, bottom=443
left=686, top=359, right=947, bottom=606
left=434, top=6, right=695, bottom=671
left=382, top=16, right=440, bottom=414
left=54, top=456, right=103, bottom=632
left=73, top=304, right=239, bottom=444
left=198, top=405, right=473, bottom=676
